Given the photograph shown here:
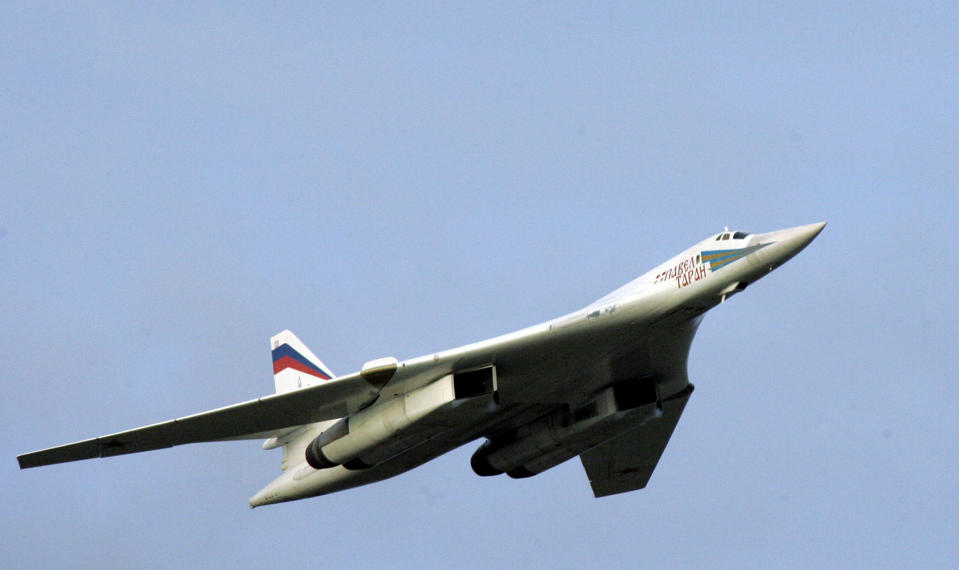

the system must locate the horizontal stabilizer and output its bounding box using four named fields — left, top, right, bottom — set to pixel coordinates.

left=17, top=371, right=381, bottom=469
